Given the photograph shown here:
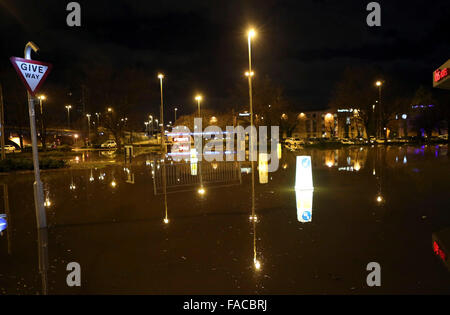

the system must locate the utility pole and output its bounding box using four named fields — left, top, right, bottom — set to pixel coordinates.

left=0, top=84, right=6, bottom=160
